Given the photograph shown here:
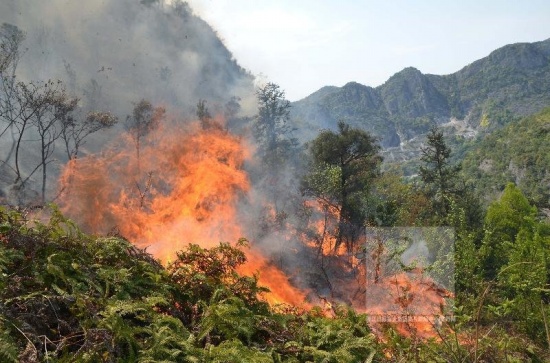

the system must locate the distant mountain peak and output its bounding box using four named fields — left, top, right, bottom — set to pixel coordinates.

left=342, top=81, right=372, bottom=89
left=291, top=38, right=550, bottom=154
